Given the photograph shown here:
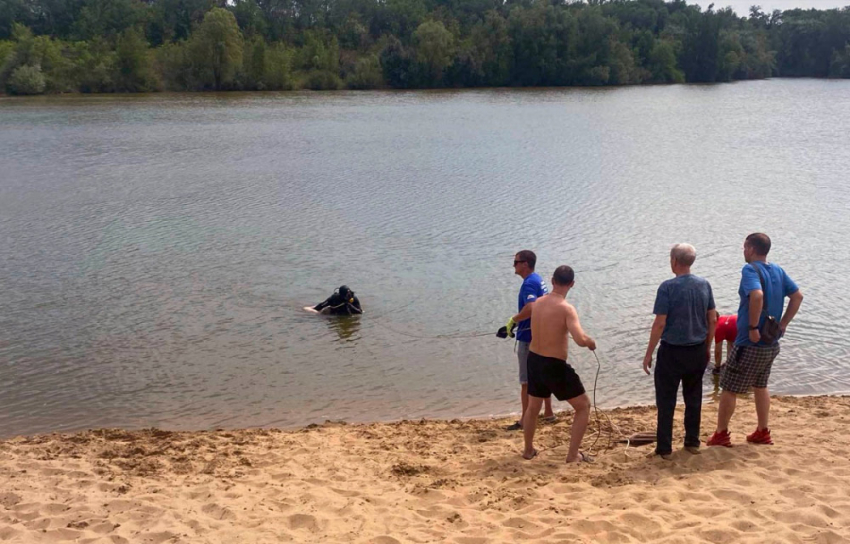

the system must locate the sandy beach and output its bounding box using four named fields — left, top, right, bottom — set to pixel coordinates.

left=1, top=395, right=849, bottom=543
